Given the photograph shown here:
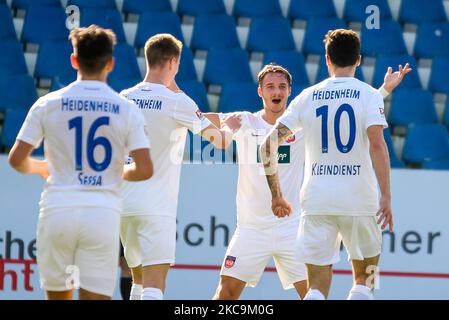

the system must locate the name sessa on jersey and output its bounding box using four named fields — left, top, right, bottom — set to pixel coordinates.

left=17, top=80, right=150, bottom=214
